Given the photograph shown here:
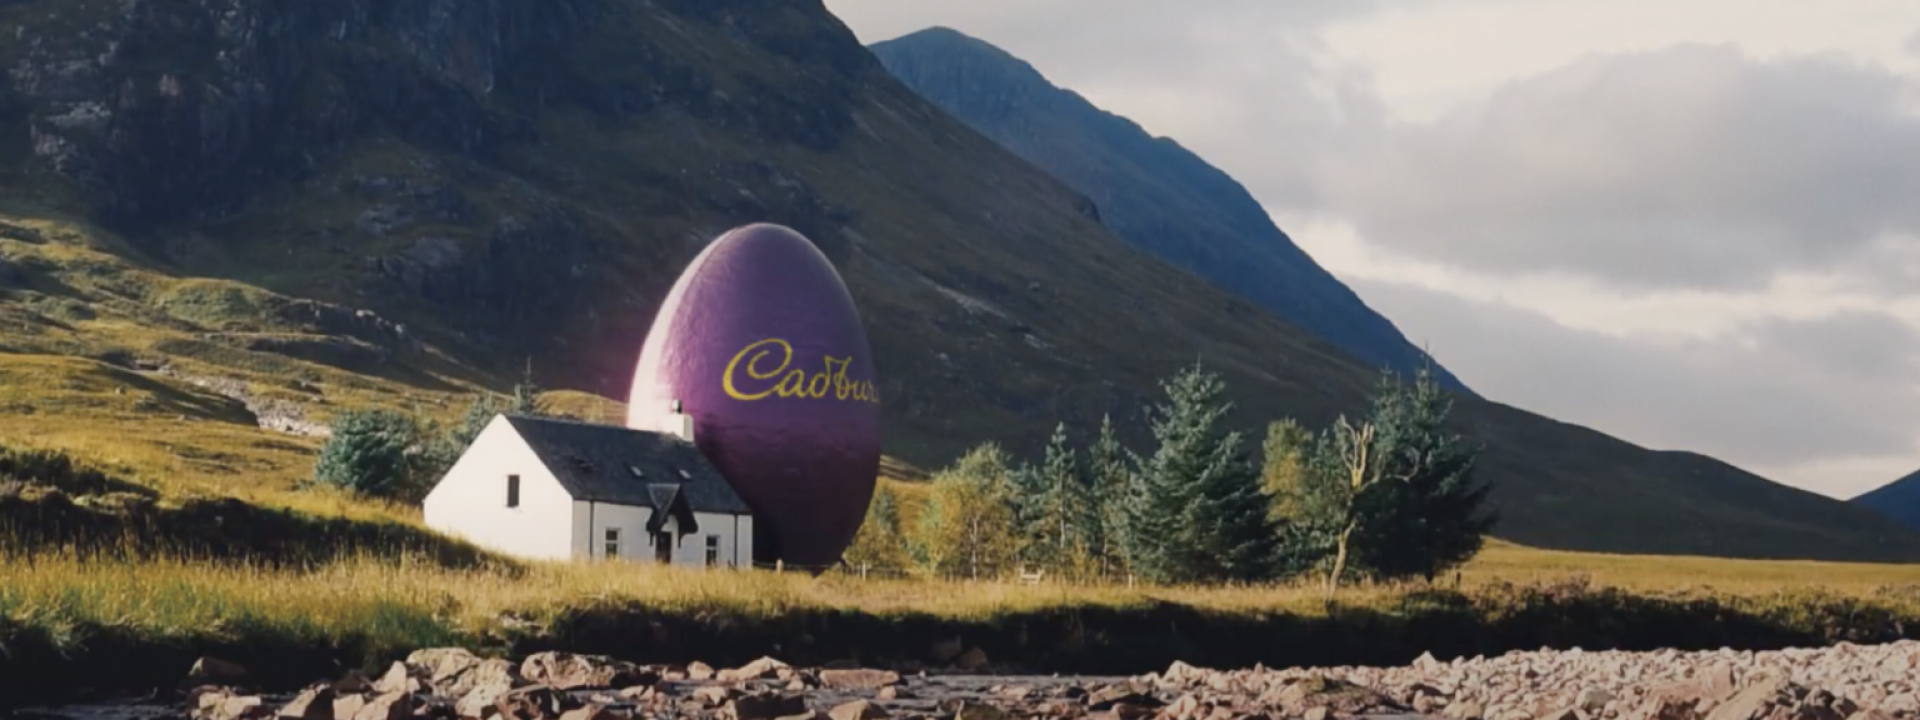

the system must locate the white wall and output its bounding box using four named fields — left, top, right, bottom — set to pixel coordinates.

left=422, top=416, right=577, bottom=561
left=582, top=502, right=752, bottom=568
